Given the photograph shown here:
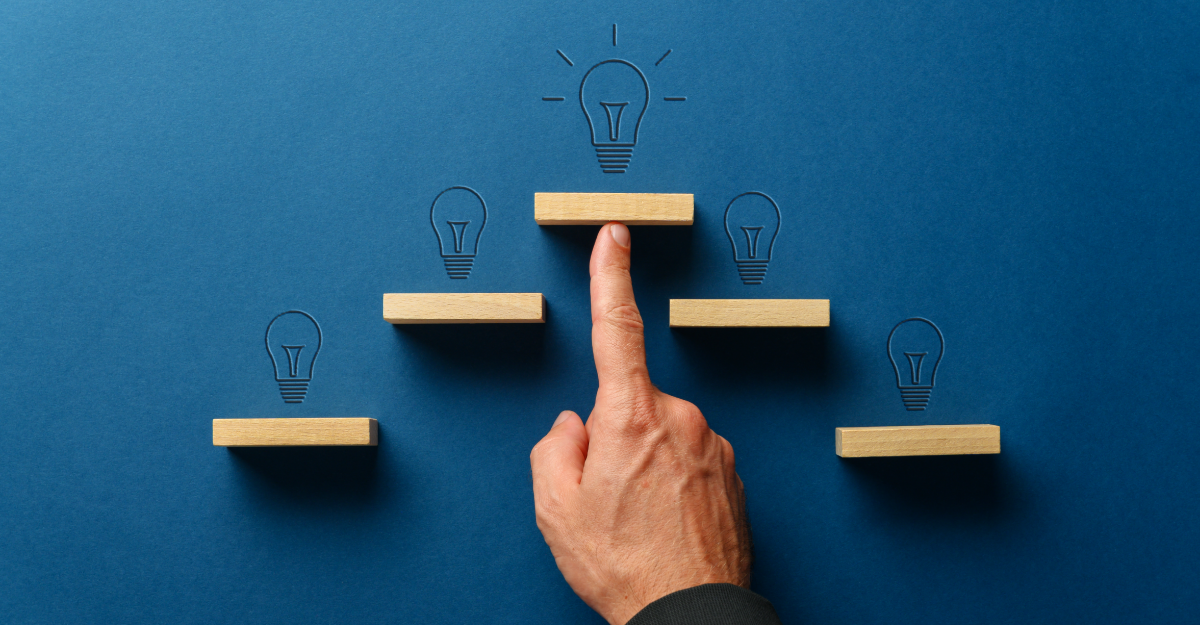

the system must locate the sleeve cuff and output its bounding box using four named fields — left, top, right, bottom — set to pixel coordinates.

left=625, top=583, right=783, bottom=625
